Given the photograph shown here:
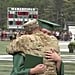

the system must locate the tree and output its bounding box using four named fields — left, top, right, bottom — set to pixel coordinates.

left=64, top=0, right=75, bottom=21
left=53, top=0, right=64, bottom=24
left=0, top=0, right=75, bottom=29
